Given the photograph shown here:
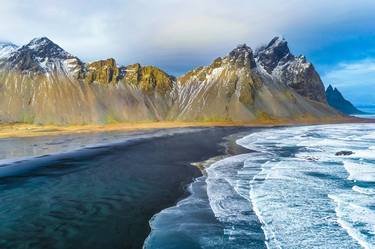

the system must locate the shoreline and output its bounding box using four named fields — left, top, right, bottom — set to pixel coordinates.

left=144, top=129, right=265, bottom=248
left=0, top=116, right=369, bottom=139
